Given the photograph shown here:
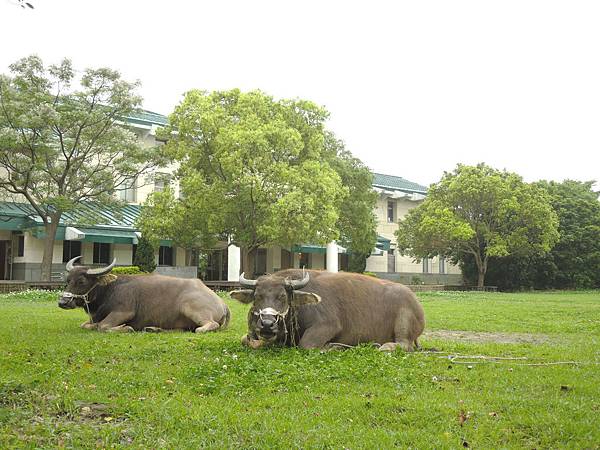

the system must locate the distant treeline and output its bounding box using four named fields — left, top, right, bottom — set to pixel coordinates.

left=461, top=180, right=600, bottom=290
